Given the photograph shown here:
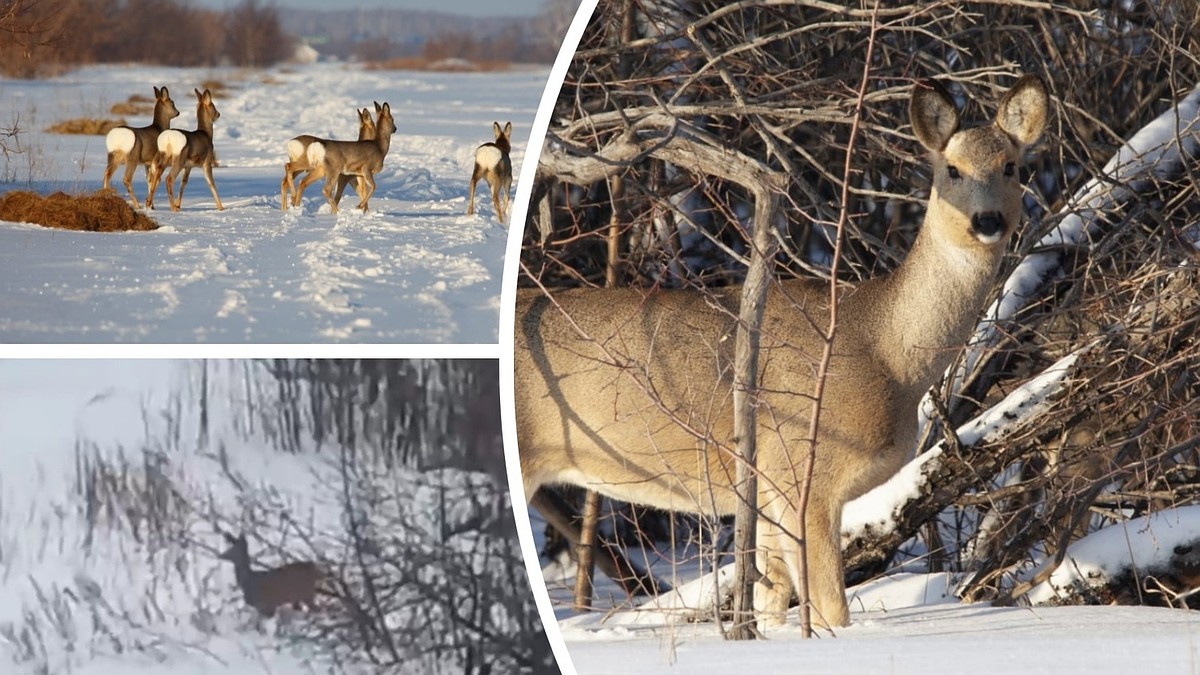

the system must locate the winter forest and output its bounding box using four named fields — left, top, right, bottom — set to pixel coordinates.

left=521, top=0, right=1200, bottom=654
left=0, top=360, right=555, bottom=674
